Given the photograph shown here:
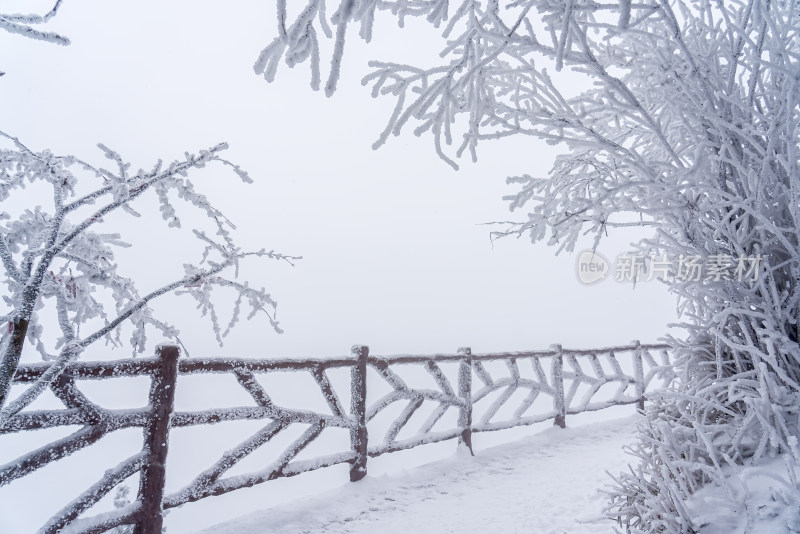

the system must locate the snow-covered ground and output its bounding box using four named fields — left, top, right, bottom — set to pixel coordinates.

left=200, top=416, right=640, bottom=534
left=198, top=415, right=800, bottom=534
